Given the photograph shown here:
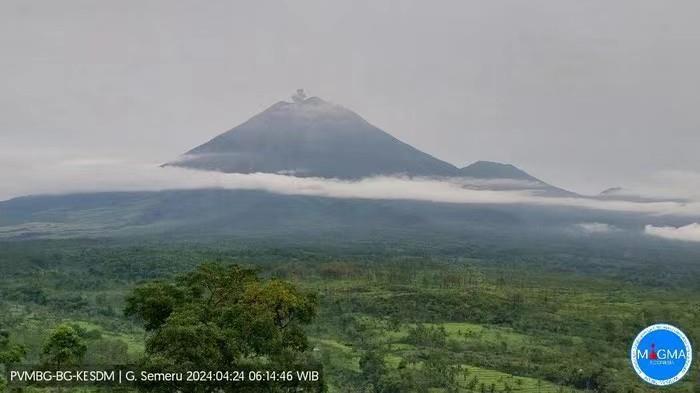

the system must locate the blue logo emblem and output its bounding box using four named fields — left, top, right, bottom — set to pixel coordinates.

left=630, top=324, right=692, bottom=386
